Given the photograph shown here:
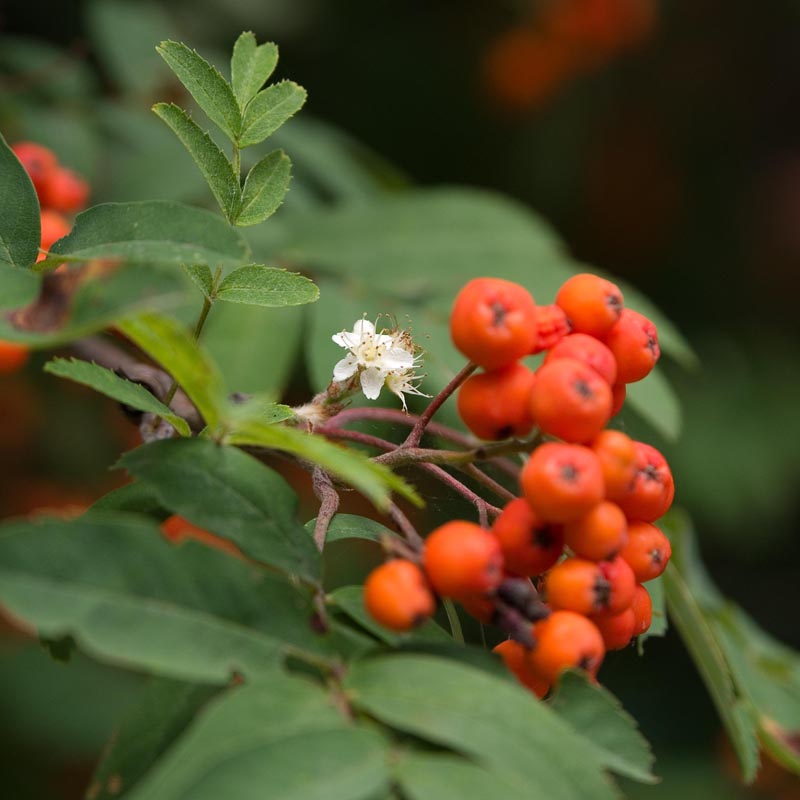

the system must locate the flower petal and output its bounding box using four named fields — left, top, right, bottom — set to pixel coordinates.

left=360, top=366, right=385, bottom=400
left=382, top=347, right=415, bottom=371
left=333, top=355, right=358, bottom=381
left=353, top=319, right=375, bottom=336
